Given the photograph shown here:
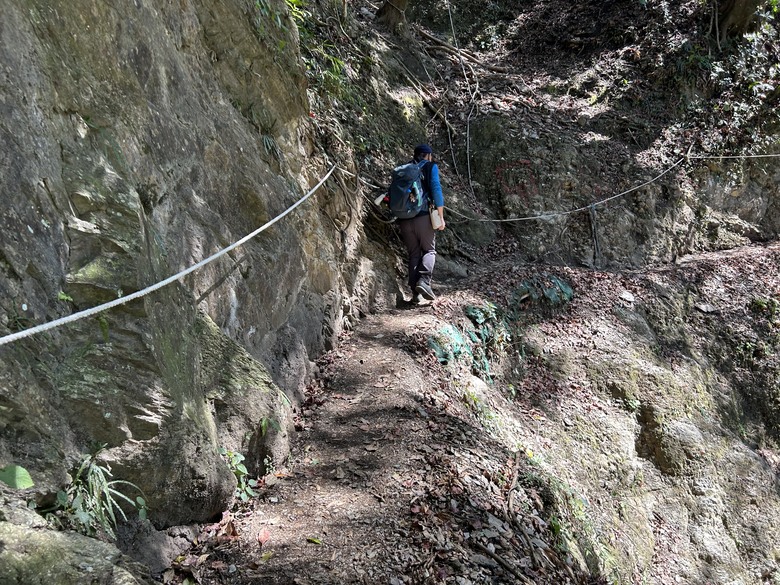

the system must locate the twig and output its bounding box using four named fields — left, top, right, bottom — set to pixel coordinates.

left=399, top=67, right=436, bottom=102
left=415, top=27, right=511, bottom=73
left=715, top=0, right=721, bottom=51
left=505, top=453, right=541, bottom=571
left=466, top=100, right=477, bottom=198
left=335, top=168, right=359, bottom=230
left=446, top=0, right=472, bottom=96
left=401, top=71, right=458, bottom=135
left=471, top=541, right=535, bottom=584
